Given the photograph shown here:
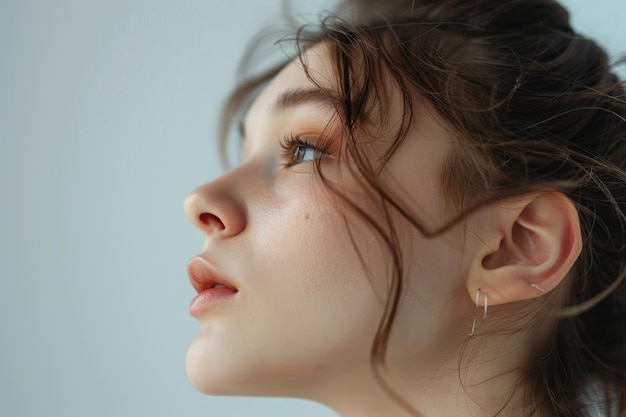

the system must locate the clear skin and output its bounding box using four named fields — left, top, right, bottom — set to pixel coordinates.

left=184, top=44, right=581, bottom=417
